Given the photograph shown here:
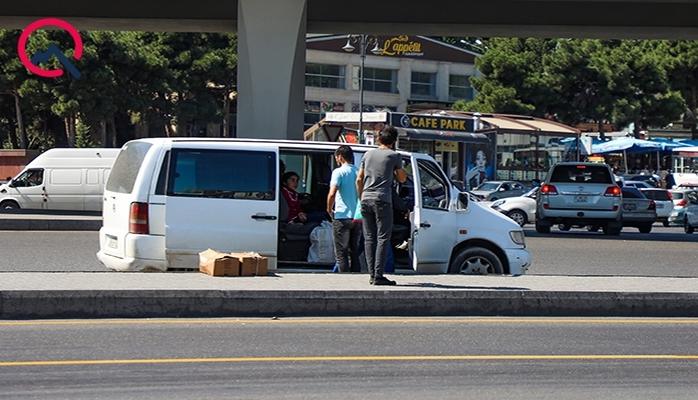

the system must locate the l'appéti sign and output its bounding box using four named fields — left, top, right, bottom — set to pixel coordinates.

left=380, top=35, right=424, bottom=57
left=391, top=113, right=475, bottom=133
